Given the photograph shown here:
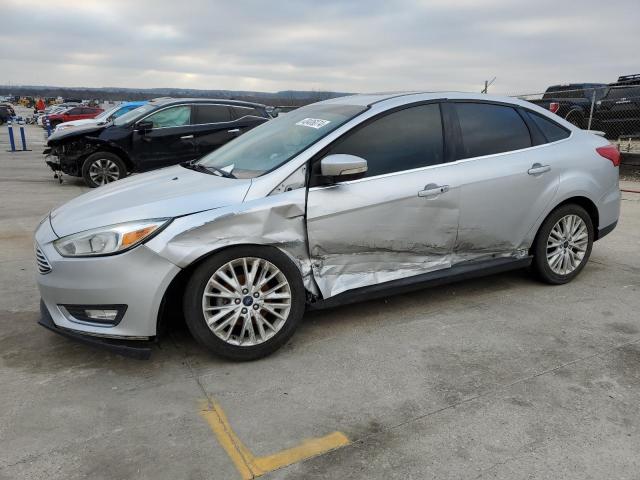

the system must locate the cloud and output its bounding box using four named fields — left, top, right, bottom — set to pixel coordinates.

left=0, top=0, right=638, bottom=94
